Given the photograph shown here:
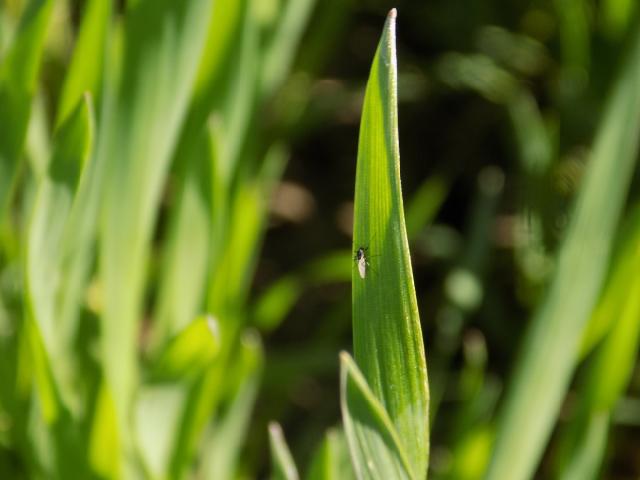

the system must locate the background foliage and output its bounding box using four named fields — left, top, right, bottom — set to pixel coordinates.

left=1, top=0, right=640, bottom=479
